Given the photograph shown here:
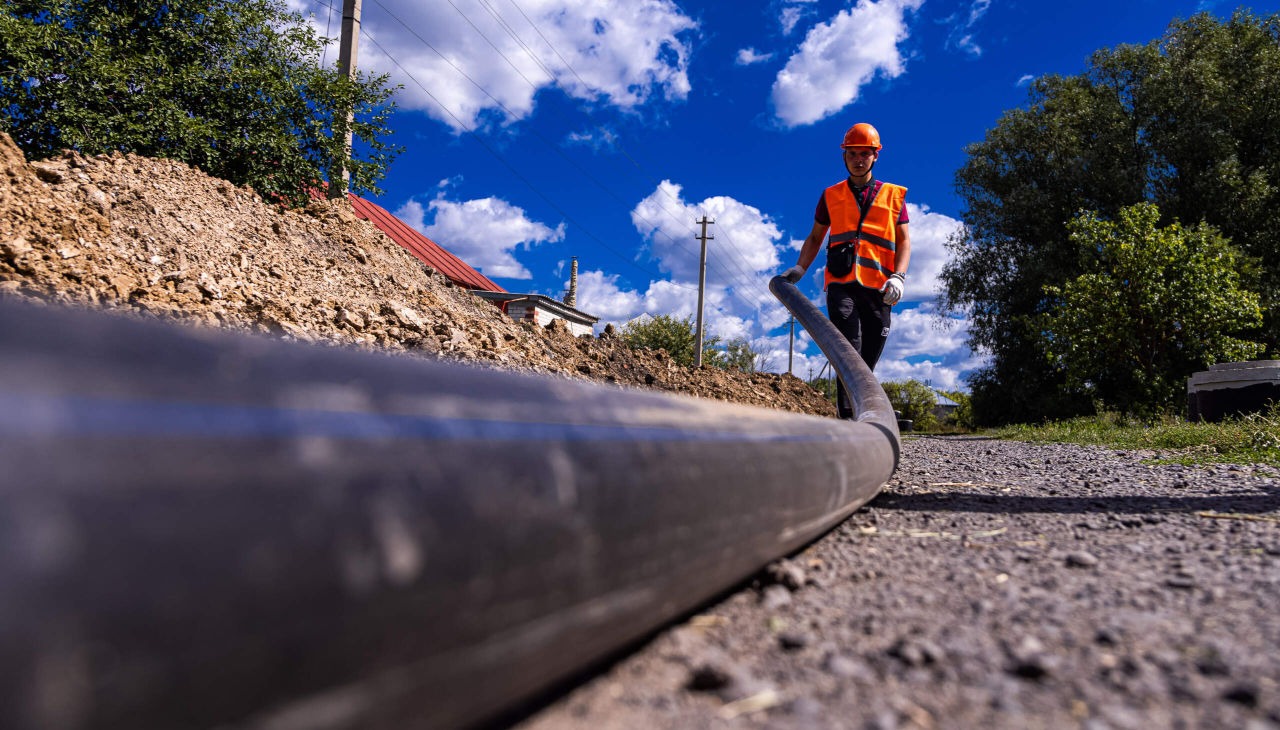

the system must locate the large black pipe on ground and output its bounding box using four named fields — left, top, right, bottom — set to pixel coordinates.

left=0, top=280, right=896, bottom=730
